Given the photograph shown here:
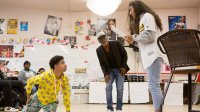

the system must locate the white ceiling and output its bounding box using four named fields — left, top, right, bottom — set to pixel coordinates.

left=0, top=0, right=200, bottom=12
